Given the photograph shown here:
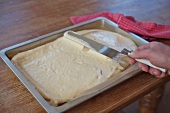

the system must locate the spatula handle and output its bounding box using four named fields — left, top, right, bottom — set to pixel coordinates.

left=135, top=58, right=166, bottom=72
